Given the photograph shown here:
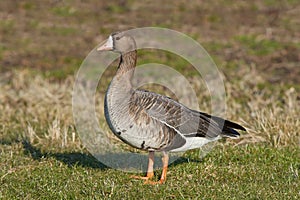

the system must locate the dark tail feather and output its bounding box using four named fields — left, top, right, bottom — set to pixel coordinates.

left=223, top=119, right=246, bottom=131
left=199, top=111, right=246, bottom=138
left=221, top=127, right=240, bottom=138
